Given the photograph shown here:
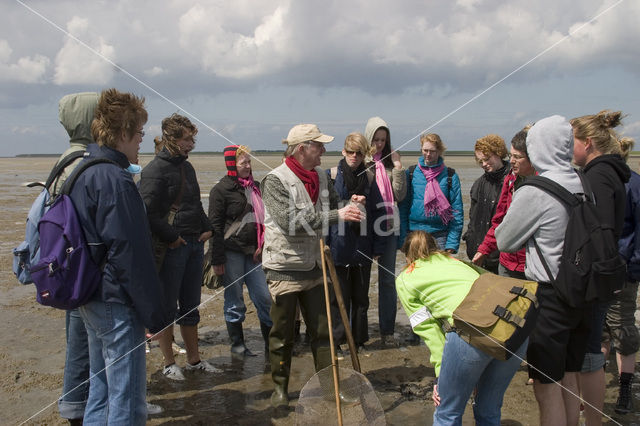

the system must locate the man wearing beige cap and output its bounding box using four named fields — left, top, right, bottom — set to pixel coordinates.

left=261, top=124, right=364, bottom=408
